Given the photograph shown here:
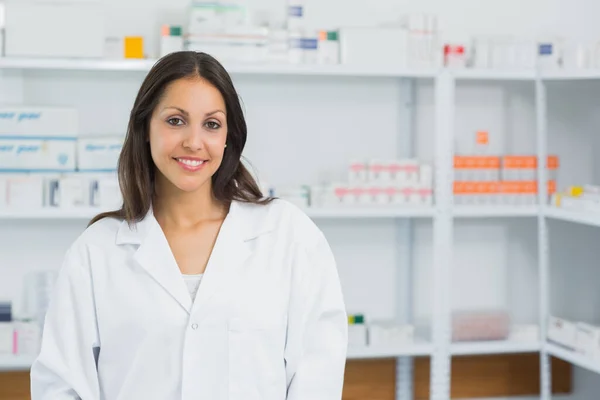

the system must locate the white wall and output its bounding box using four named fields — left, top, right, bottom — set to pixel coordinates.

left=2, top=0, right=600, bottom=397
